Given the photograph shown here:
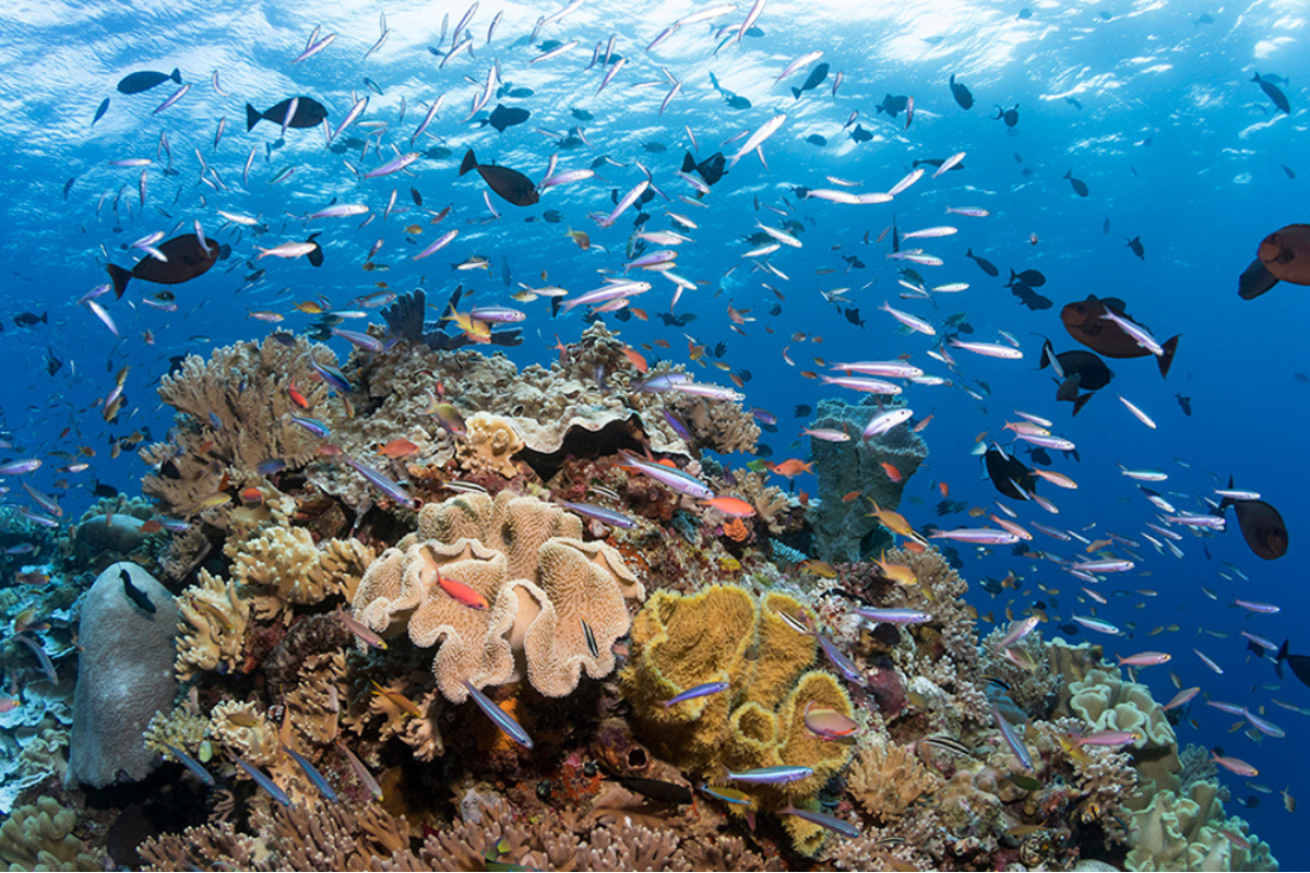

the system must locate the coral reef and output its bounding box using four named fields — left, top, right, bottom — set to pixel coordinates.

left=805, top=396, right=927, bottom=563
left=847, top=735, right=941, bottom=822
left=0, top=796, right=100, bottom=872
